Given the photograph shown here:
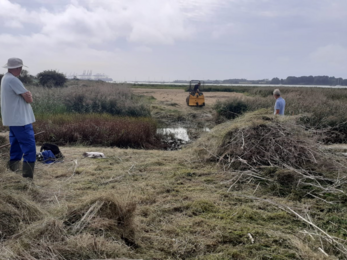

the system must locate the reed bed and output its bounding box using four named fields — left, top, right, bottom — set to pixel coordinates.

left=29, top=81, right=150, bottom=117
left=0, top=81, right=157, bottom=147
left=34, top=114, right=159, bottom=148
